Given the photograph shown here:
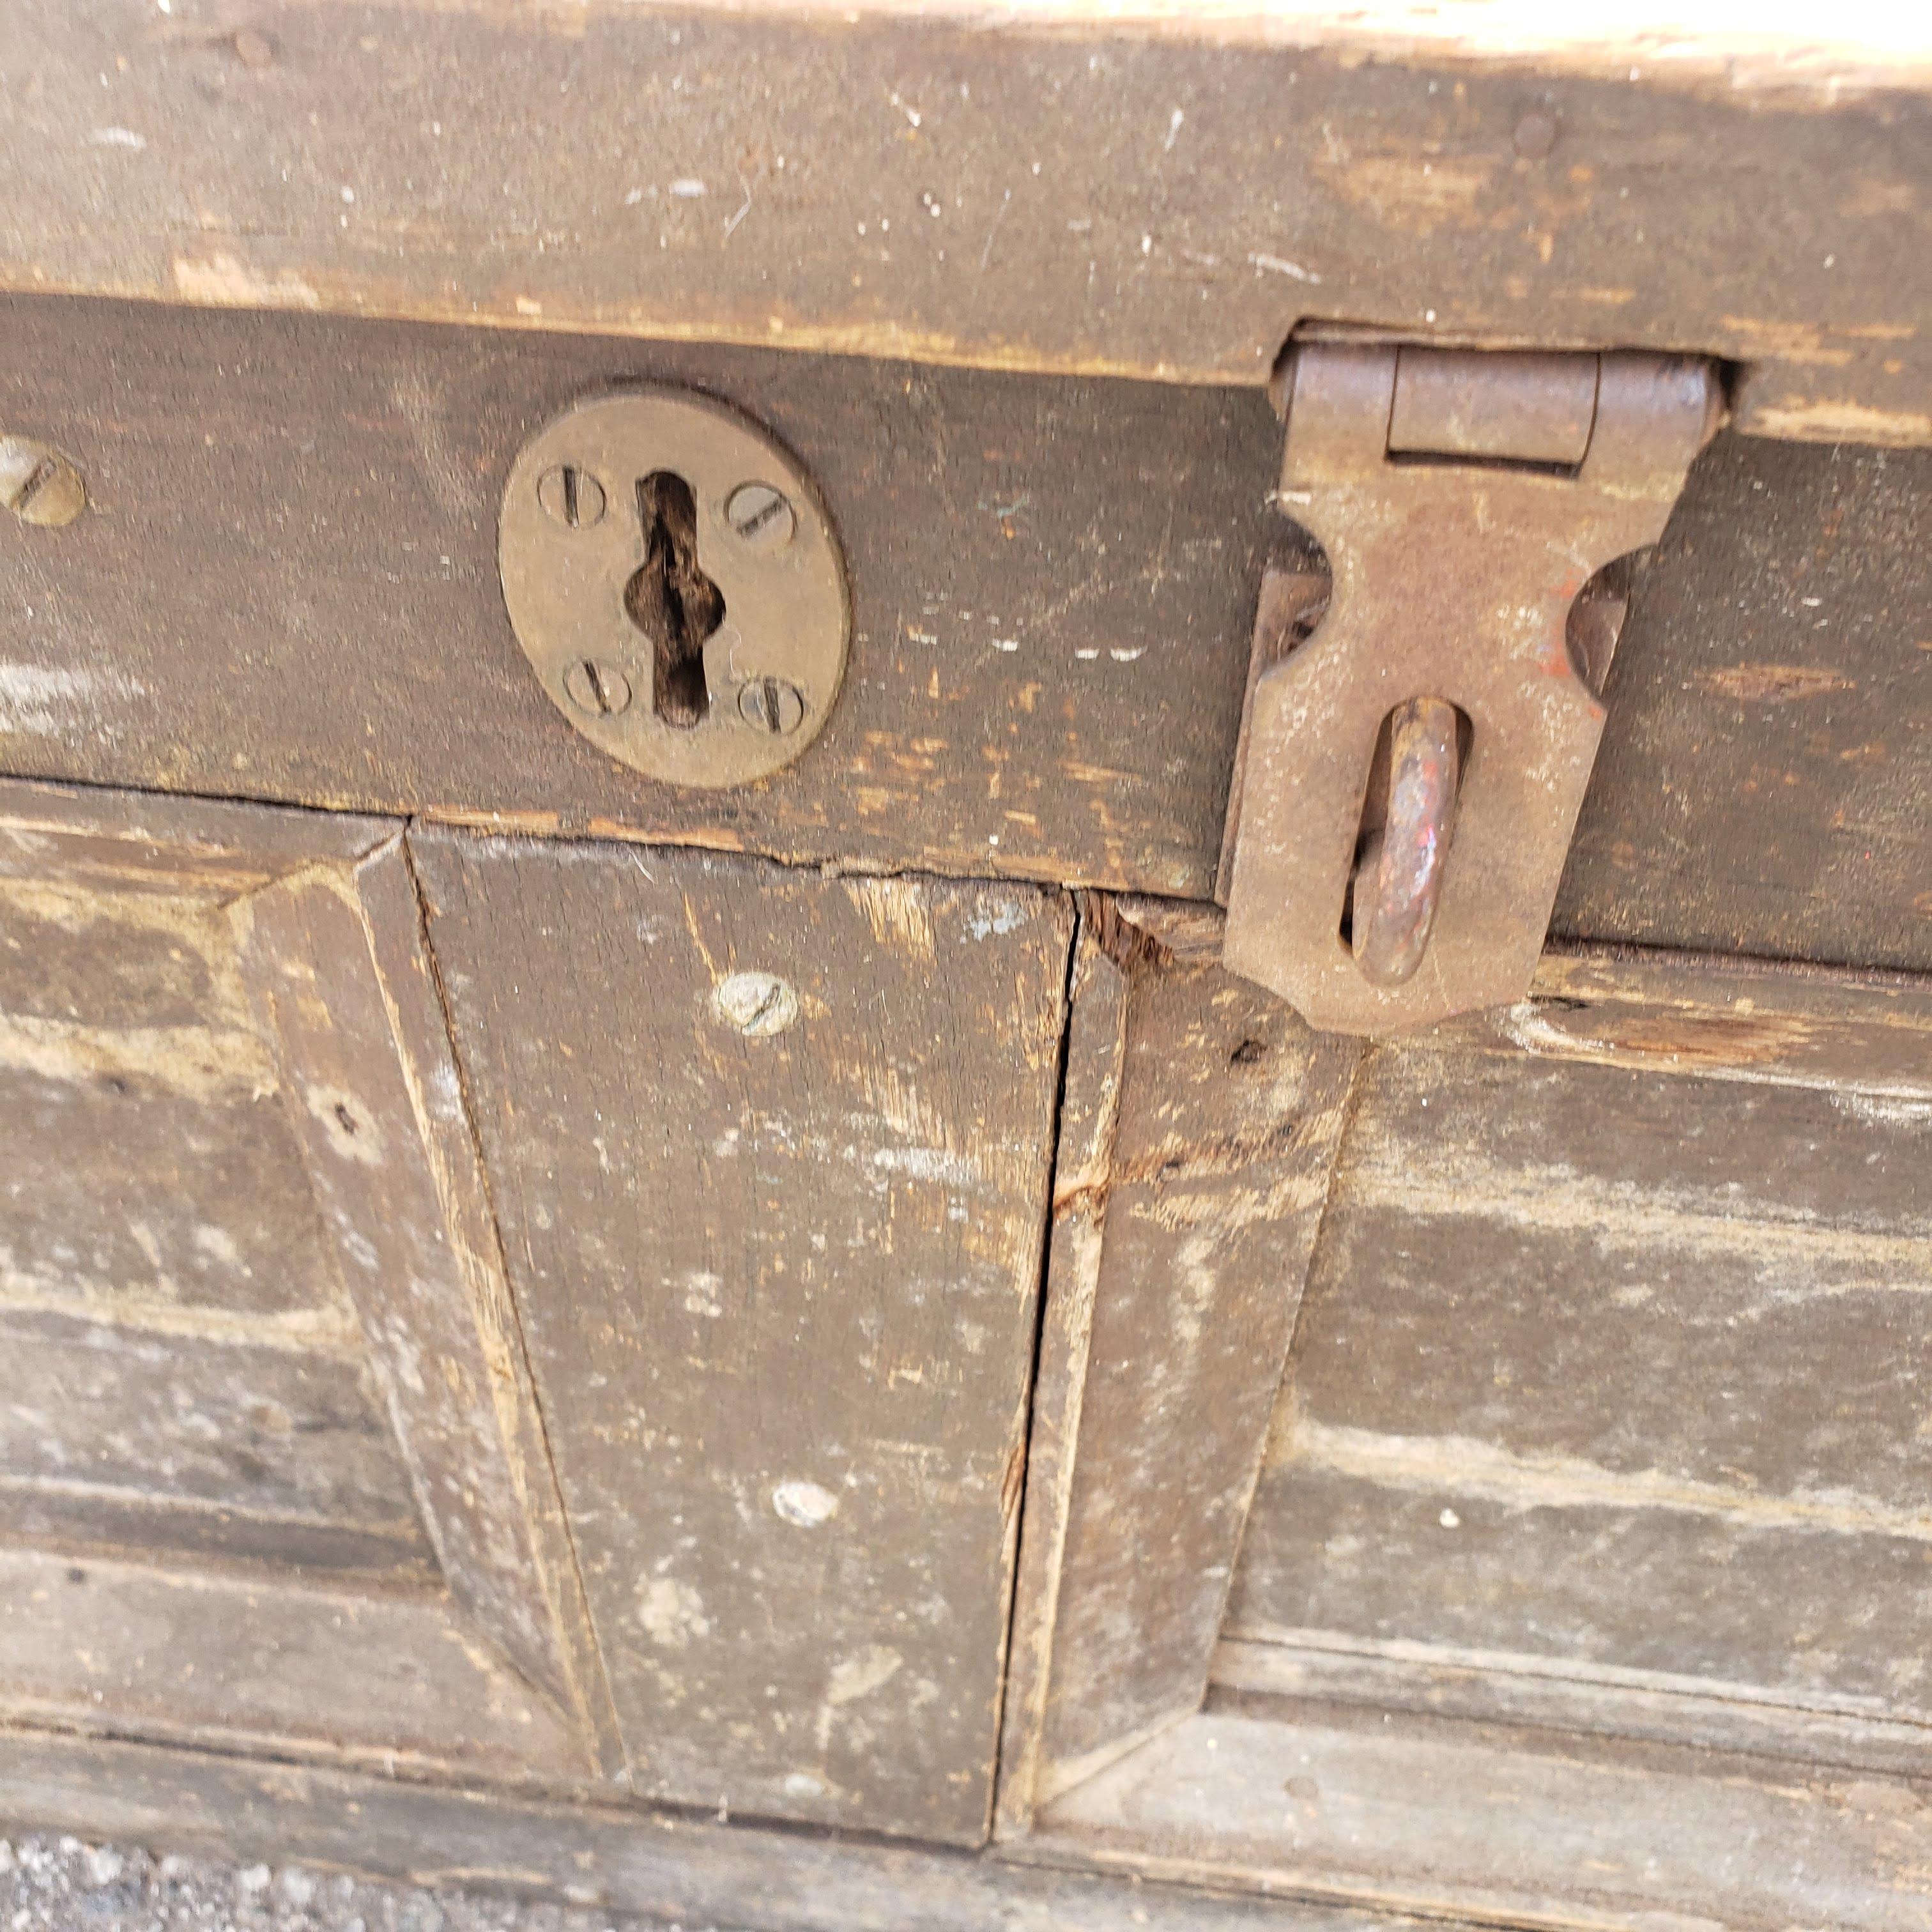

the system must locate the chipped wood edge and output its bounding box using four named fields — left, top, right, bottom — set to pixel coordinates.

left=233, top=833, right=627, bottom=1783
left=0, top=774, right=390, bottom=894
